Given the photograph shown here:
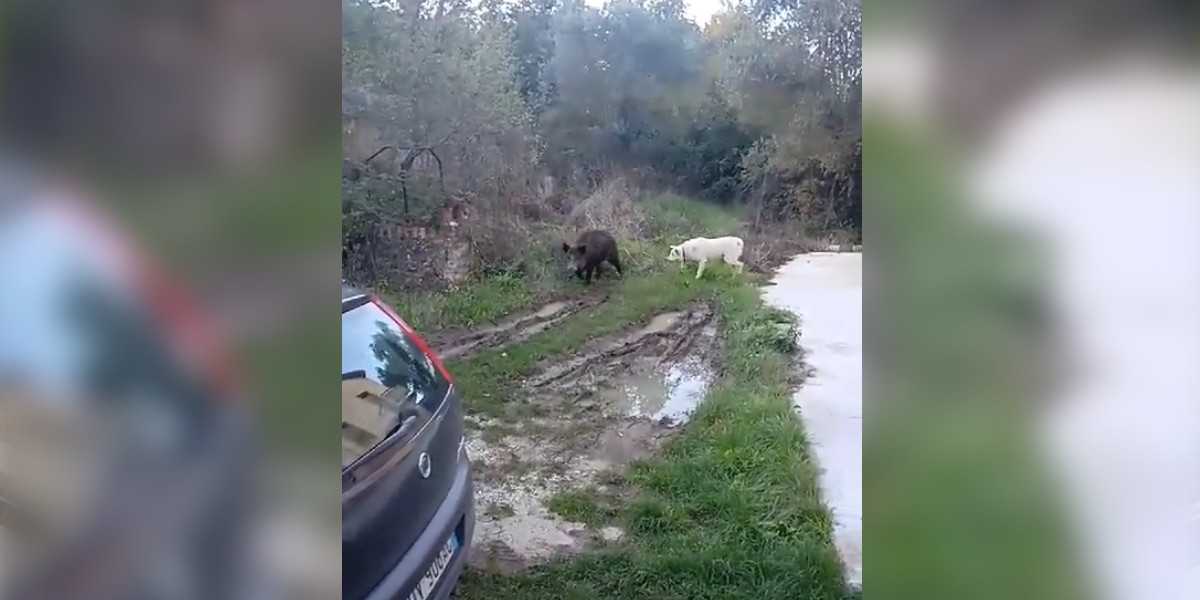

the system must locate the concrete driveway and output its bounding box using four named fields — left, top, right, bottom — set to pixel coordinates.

left=763, top=252, right=862, bottom=587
